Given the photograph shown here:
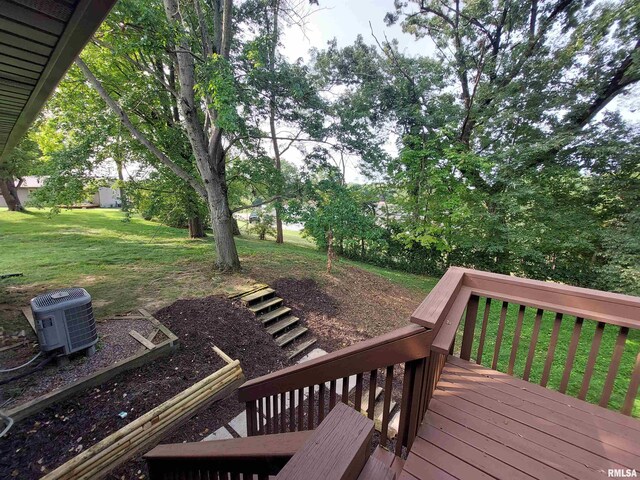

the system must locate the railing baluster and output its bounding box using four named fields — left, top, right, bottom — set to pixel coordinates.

left=297, top=388, right=304, bottom=430
left=476, top=298, right=492, bottom=365
left=288, top=390, right=295, bottom=432
left=492, top=301, right=509, bottom=369
left=257, top=397, right=264, bottom=435
left=508, top=305, right=526, bottom=375
left=460, top=294, right=479, bottom=361
left=341, top=376, right=349, bottom=404
left=559, top=317, right=583, bottom=393
left=280, top=392, right=286, bottom=433
left=308, top=385, right=315, bottom=429
left=265, top=396, right=272, bottom=434
left=367, top=369, right=377, bottom=419
left=418, top=356, right=430, bottom=423
left=395, top=361, right=415, bottom=457
left=600, top=327, right=629, bottom=407
left=354, top=372, right=364, bottom=412
left=578, top=322, right=605, bottom=400
left=541, top=313, right=563, bottom=387
left=246, top=400, right=257, bottom=436
left=622, top=352, right=640, bottom=416
left=318, top=382, right=326, bottom=423
left=408, top=358, right=426, bottom=444
left=523, top=308, right=544, bottom=381
left=272, top=394, right=279, bottom=434
left=380, top=365, right=393, bottom=445
left=329, top=379, right=337, bottom=409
